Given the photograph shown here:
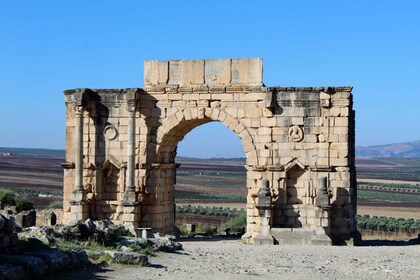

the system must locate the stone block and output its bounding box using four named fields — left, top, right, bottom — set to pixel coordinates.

left=334, top=117, right=348, bottom=127
left=205, top=59, right=231, bottom=84
left=334, top=127, right=348, bottom=135
left=261, top=117, right=276, bottom=127
left=292, top=117, right=304, bottom=125
left=246, top=108, right=262, bottom=118
left=183, top=59, right=205, bottom=85
left=330, top=158, right=348, bottom=166
left=250, top=118, right=261, bottom=128
left=330, top=107, right=341, bottom=117
left=144, top=60, right=168, bottom=85
left=231, top=58, right=262, bottom=85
